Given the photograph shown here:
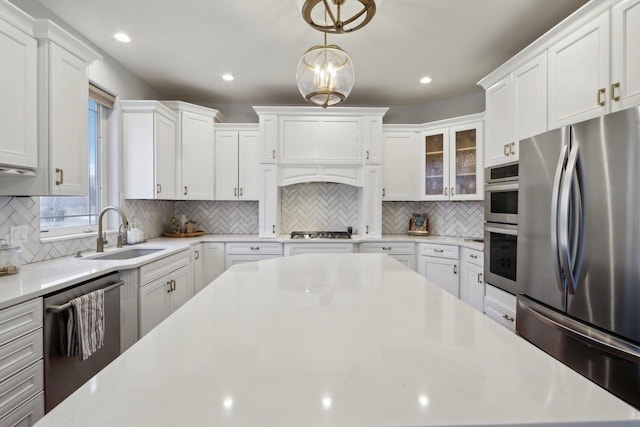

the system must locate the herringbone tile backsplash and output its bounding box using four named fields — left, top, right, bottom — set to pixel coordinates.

left=281, top=183, right=359, bottom=233
left=174, top=201, right=259, bottom=234
left=382, top=201, right=484, bottom=237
